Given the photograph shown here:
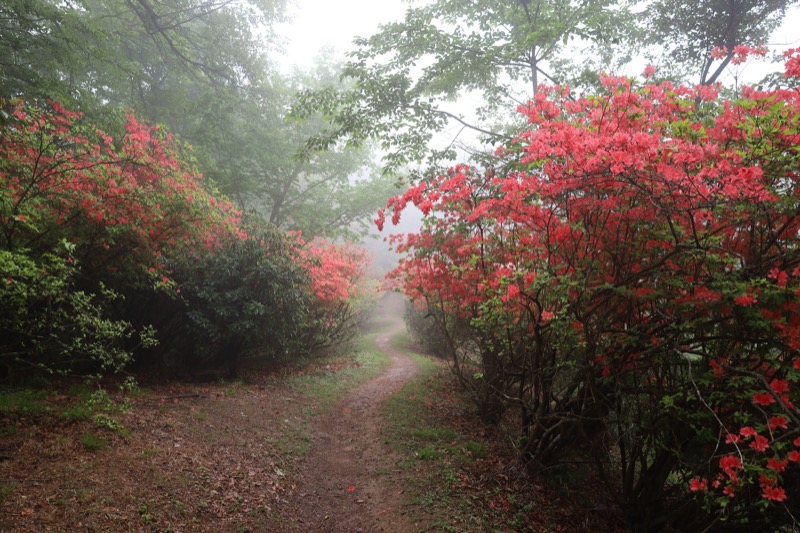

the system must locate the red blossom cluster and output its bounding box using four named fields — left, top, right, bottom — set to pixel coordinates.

left=1, top=99, right=242, bottom=277
left=295, top=235, right=367, bottom=304
left=379, top=50, right=800, bottom=522
left=710, top=43, right=769, bottom=64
